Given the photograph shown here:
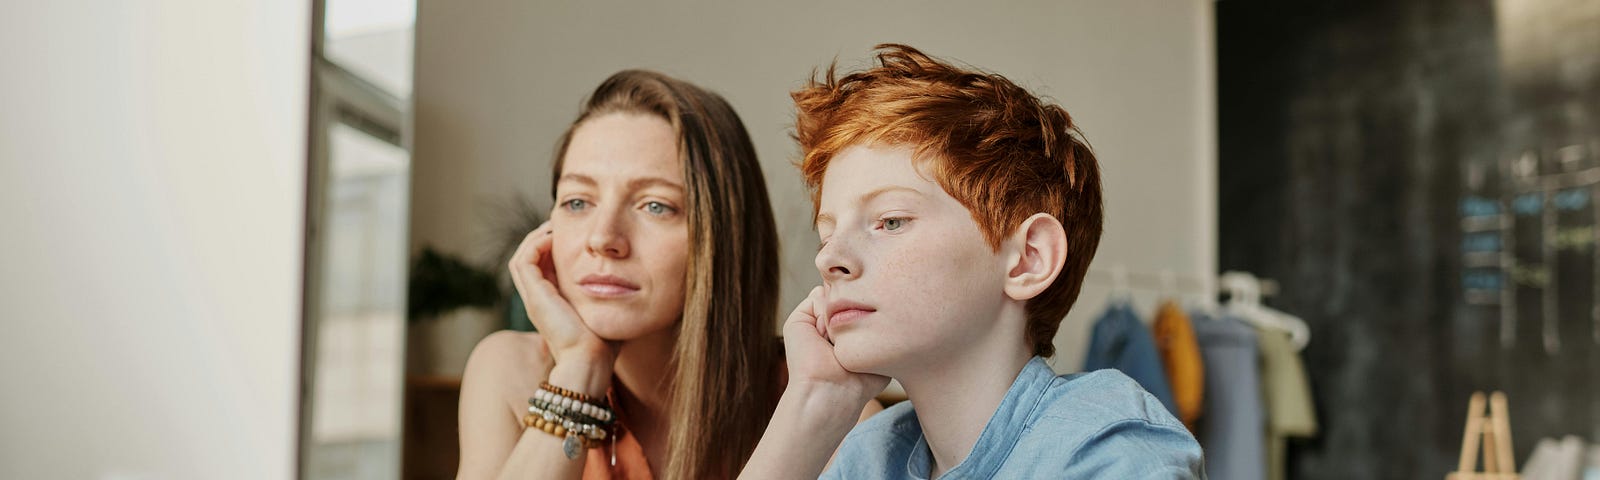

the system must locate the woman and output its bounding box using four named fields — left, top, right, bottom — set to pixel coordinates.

left=458, top=70, right=874, bottom=480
